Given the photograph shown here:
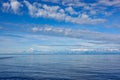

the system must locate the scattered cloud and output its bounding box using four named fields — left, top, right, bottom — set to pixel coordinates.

left=65, top=6, right=78, bottom=15
left=10, top=0, right=23, bottom=14
left=24, top=1, right=105, bottom=24
left=98, top=0, right=120, bottom=7
left=24, top=0, right=38, bottom=16
left=2, top=0, right=23, bottom=14
left=1, top=0, right=107, bottom=24
left=42, top=0, right=120, bottom=15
